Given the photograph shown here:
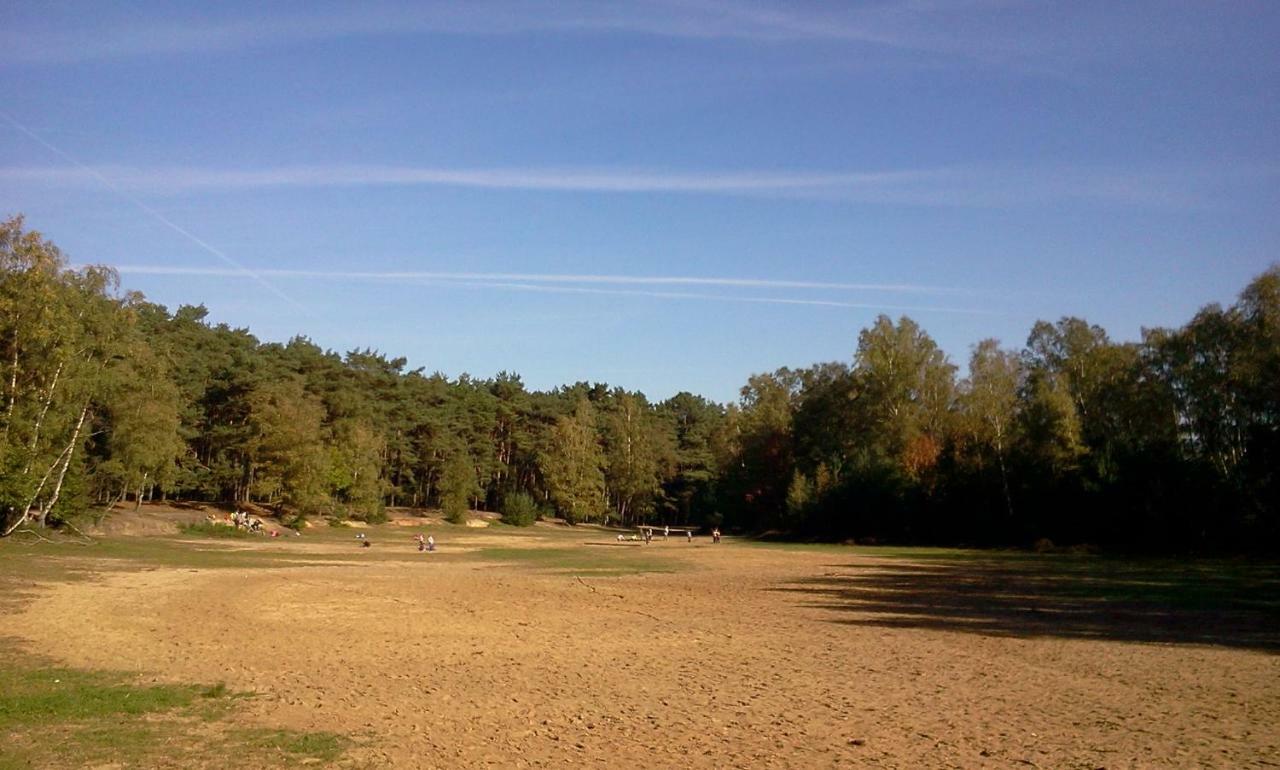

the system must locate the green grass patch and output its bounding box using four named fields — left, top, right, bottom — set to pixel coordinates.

left=0, top=661, right=198, bottom=729
left=243, top=728, right=349, bottom=762
left=0, top=648, right=349, bottom=769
